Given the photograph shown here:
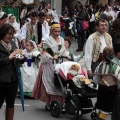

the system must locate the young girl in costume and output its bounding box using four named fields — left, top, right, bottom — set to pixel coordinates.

left=20, top=40, right=39, bottom=97
left=63, top=37, right=81, bottom=62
